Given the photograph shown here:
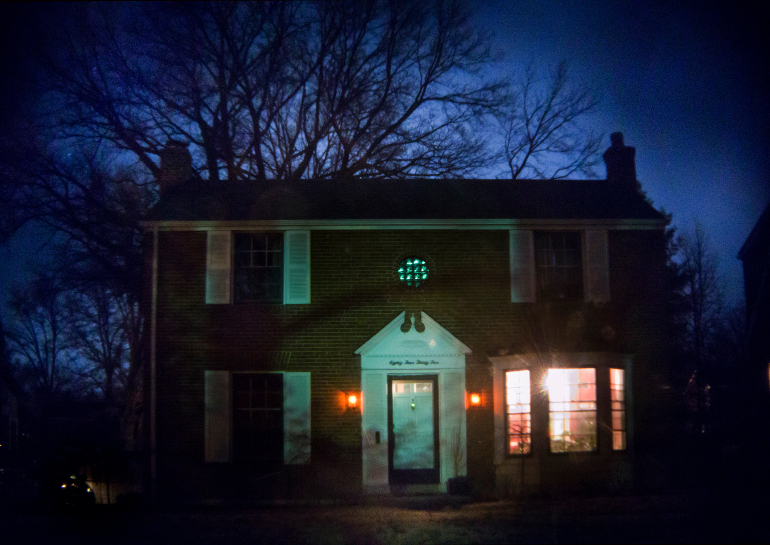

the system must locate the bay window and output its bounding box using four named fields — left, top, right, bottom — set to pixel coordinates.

left=610, top=368, right=626, bottom=450
left=505, top=370, right=531, bottom=455
left=546, top=368, right=597, bottom=453
left=494, top=357, right=631, bottom=463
